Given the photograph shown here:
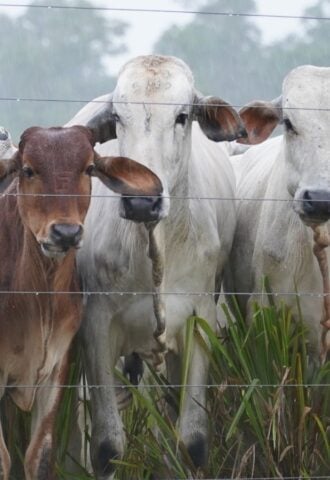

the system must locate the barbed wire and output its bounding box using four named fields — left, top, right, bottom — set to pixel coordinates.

left=135, top=474, right=329, bottom=480
left=150, top=474, right=329, bottom=480
left=1, top=97, right=330, bottom=112
left=1, top=192, right=330, bottom=204
left=0, top=3, right=329, bottom=22
left=2, top=383, right=330, bottom=389
left=0, top=290, right=328, bottom=297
